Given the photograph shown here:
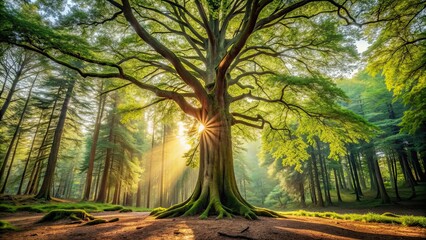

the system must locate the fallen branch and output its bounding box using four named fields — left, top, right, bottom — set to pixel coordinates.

left=217, top=231, right=255, bottom=240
